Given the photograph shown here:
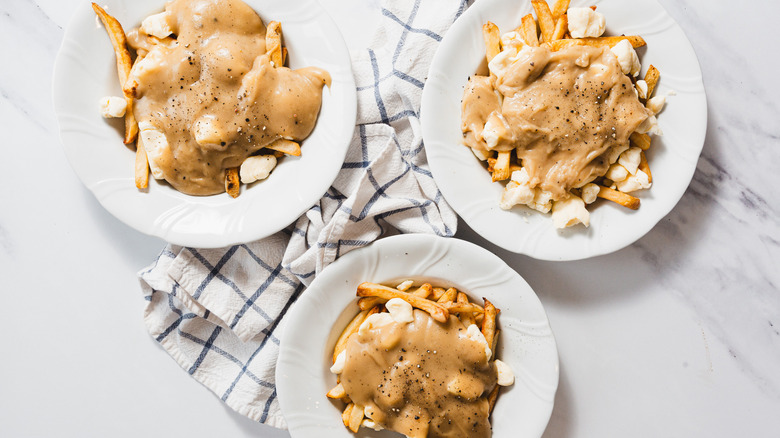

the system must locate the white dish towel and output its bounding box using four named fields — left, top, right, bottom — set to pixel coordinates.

left=139, top=0, right=466, bottom=428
